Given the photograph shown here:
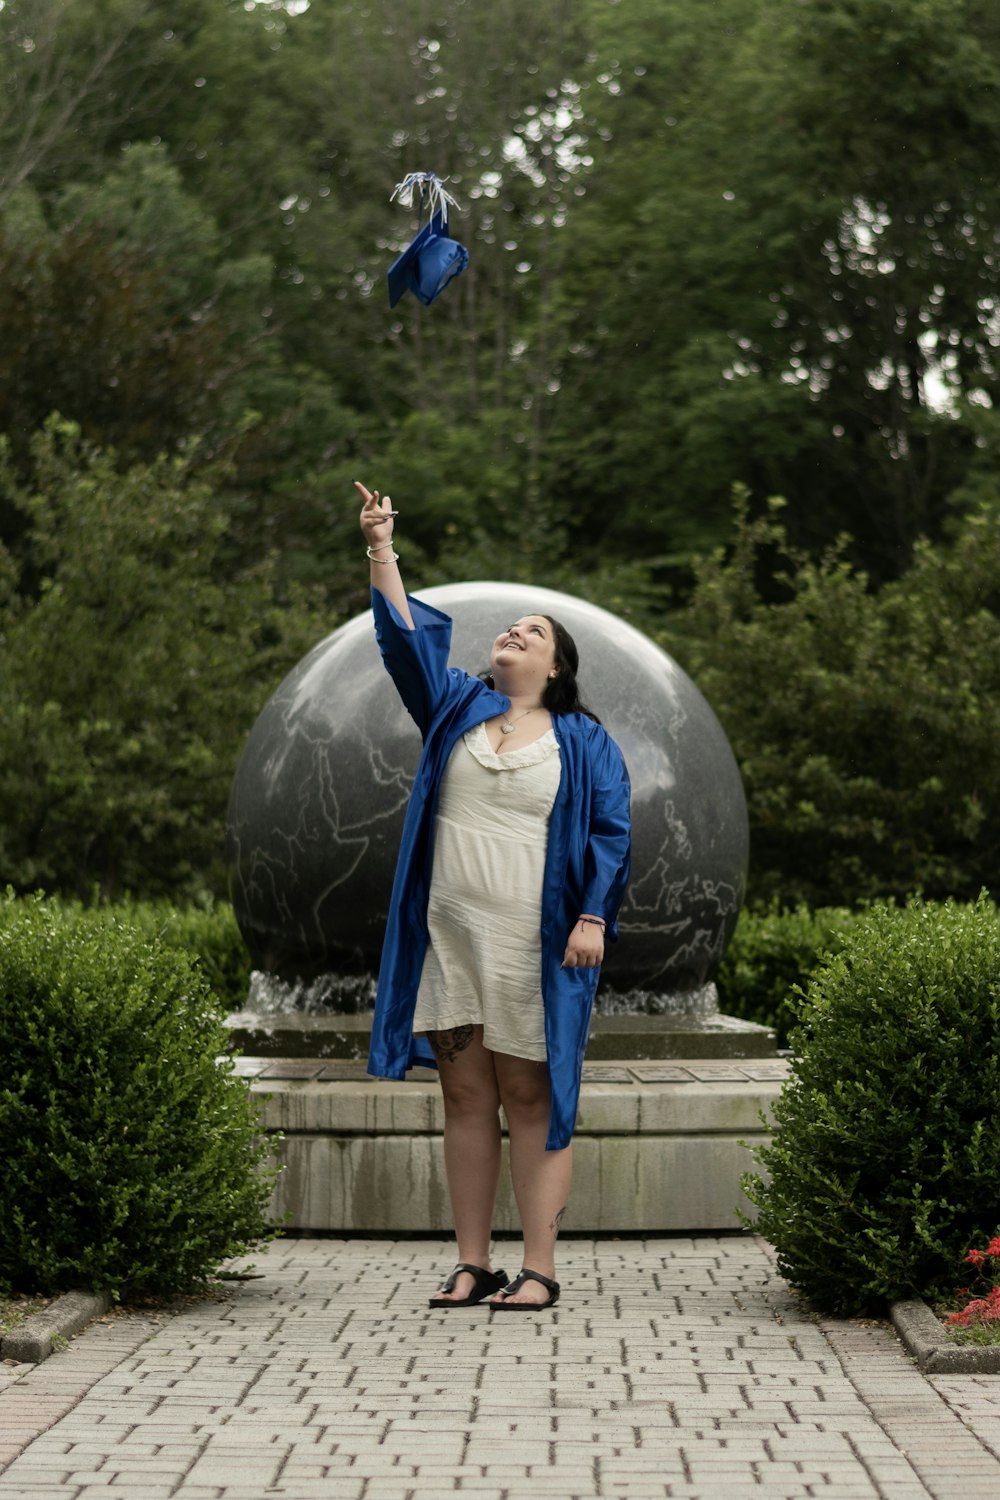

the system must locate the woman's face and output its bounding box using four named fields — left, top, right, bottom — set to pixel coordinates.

left=490, top=615, right=558, bottom=678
